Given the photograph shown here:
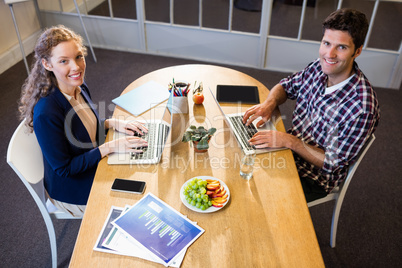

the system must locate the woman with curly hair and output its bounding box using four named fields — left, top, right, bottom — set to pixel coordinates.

left=19, top=25, right=147, bottom=217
